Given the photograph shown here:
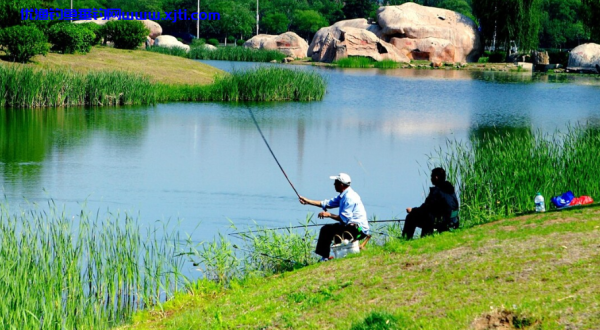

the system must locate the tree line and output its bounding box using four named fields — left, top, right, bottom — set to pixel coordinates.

left=1, top=0, right=599, bottom=52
